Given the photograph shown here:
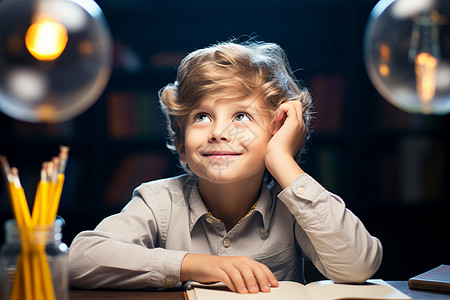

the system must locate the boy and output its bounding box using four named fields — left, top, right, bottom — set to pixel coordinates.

left=68, top=40, right=382, bottom=294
